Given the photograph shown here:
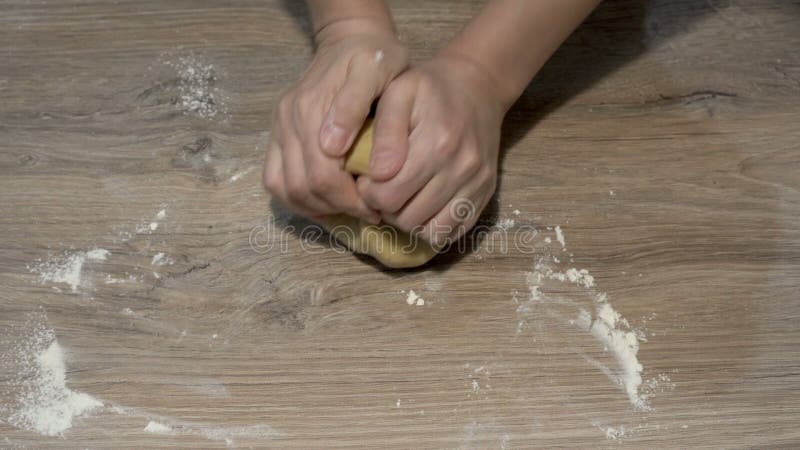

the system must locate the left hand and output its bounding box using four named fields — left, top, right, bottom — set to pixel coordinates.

left=358, top=53, right=507, bottom=247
